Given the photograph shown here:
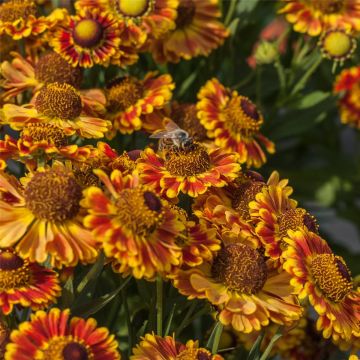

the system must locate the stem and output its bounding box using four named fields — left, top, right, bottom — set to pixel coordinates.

left=274, top=58, right=286, bottom=97
left=175, top=301, right=197, bottom=336
left=156, top=276, right=163, bottom=336
left=224, top=0, right=236, bottom=26
left=211, top=322, right=224, bottom=355
left=121, top=289, right=133, bottom=357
